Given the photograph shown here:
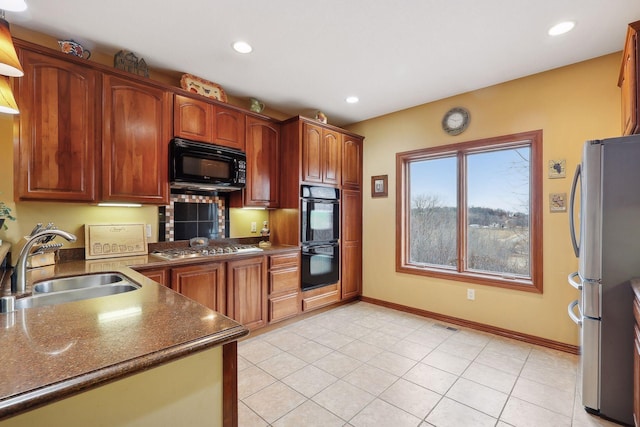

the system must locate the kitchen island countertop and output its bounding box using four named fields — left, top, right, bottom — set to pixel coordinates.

left=0, top=258, right=249, bottom=420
